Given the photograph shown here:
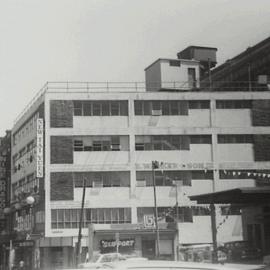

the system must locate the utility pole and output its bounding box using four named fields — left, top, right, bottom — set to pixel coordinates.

left=210, top=203, right=218, bottom=263
left=76, top=178, right=87, bottom=266
left=152, top=161, right=160, bottom=259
